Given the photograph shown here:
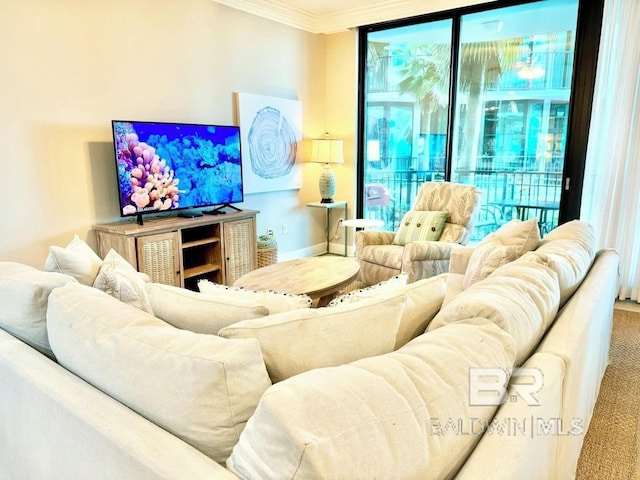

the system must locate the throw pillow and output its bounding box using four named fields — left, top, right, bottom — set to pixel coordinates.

left=93, top=249, right=153, bottom=314
left=462, top=218, right=540, bottom=288
left=46, top=282, right=272, bottom=464
left=329, top=273, right=447, bottom=349
left=392, top=210, right=448, bottom=246
left=43, top=234, right=103, bottom=286
left=0, top=261, right=77, bottom=358
left=197, top=279, right=312, bottom=314
left=146, top=282, right=269, bottom=334
left=218, top=294, right=407, bottom=383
